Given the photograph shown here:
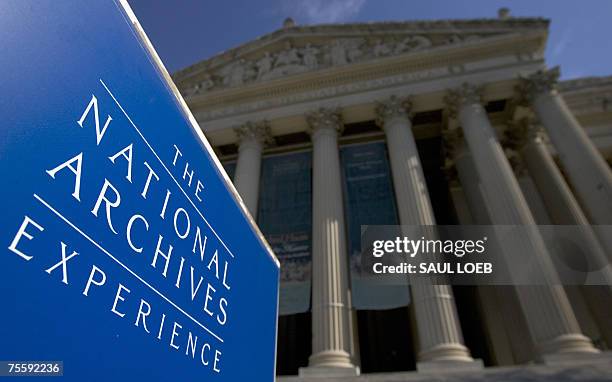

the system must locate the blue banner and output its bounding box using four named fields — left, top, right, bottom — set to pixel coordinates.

left=341, top=142, right=410, bottom=309
left=223, top=161, right=237, bottom=179
left=258, top=152, right=312, bottom=315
